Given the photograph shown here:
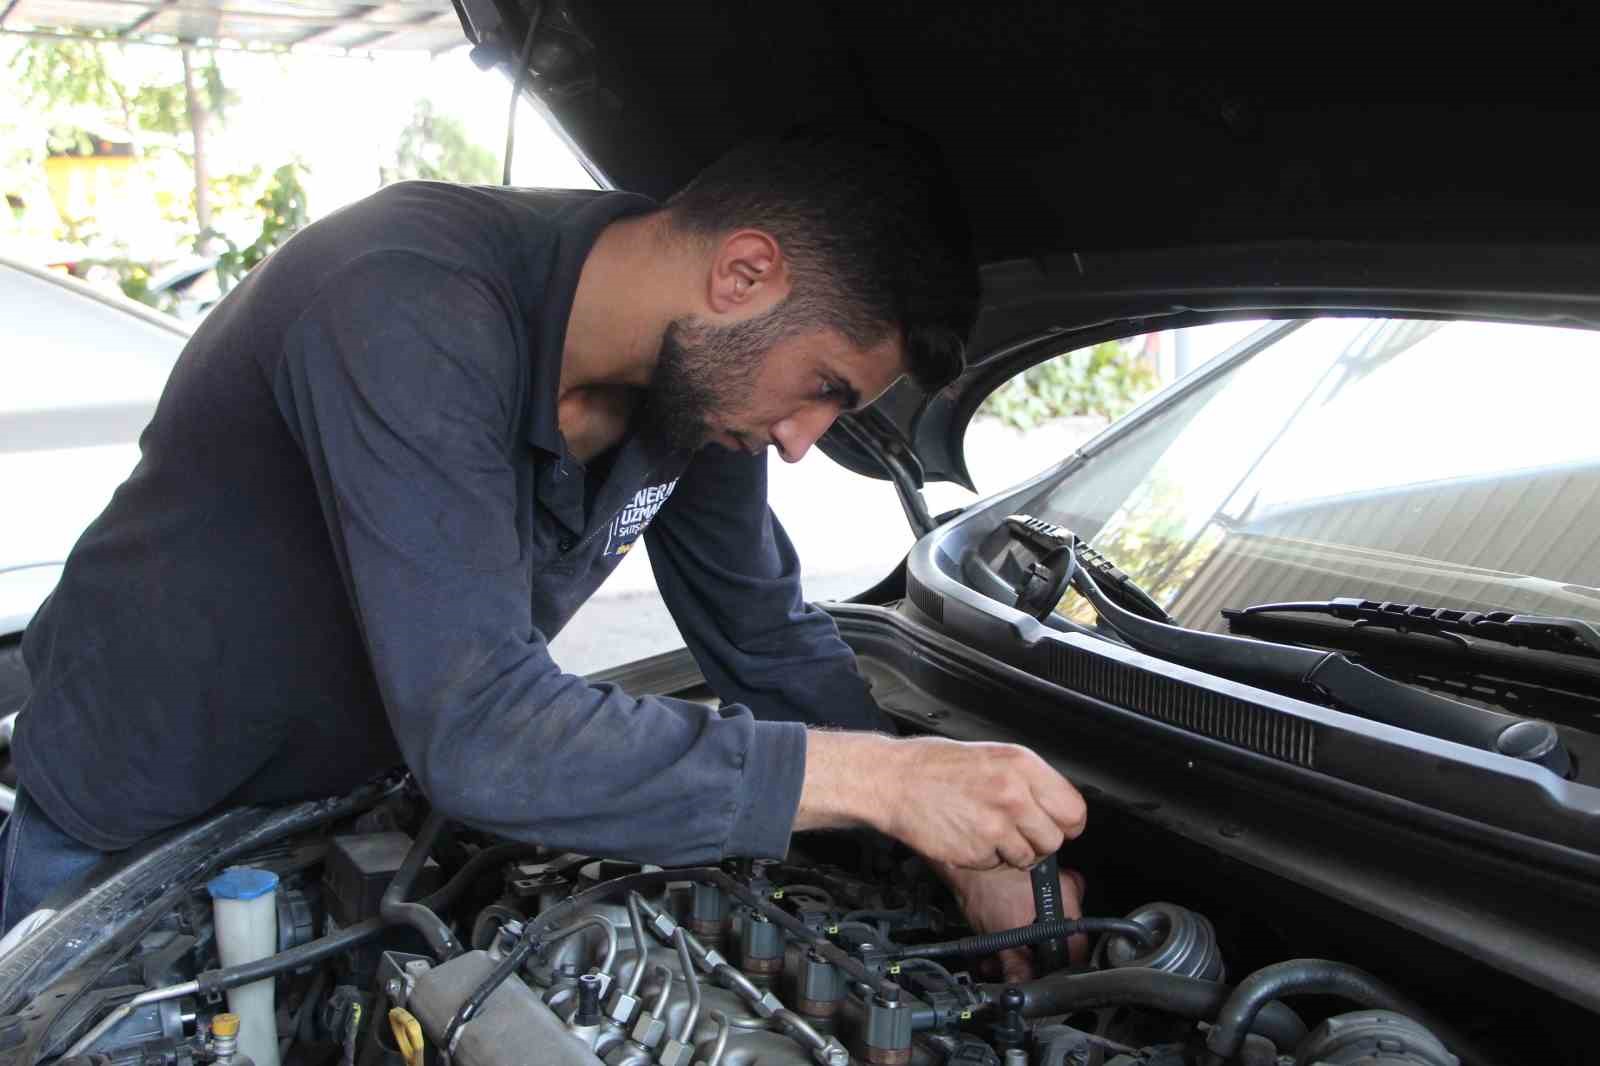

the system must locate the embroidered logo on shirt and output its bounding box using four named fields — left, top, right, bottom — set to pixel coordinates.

left=602, top=478, right=680, bottom=557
